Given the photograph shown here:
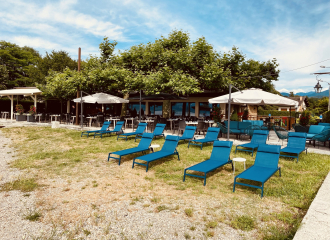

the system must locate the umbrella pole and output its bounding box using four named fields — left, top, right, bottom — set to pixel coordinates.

left=139, top=90, right=141, bottom=121
left=227, top=84, right=231, bottom=141
left=81, top=90, right=83, bottom=129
